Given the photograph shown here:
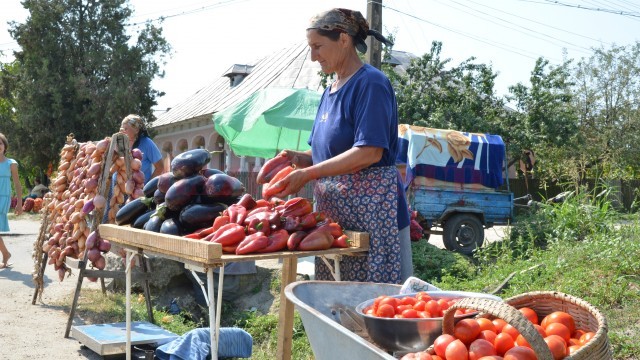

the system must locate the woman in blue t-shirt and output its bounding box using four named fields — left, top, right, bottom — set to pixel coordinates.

left=272, top=8, right=412, bottom=284
left=120, top=114, right=164, bottom=182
